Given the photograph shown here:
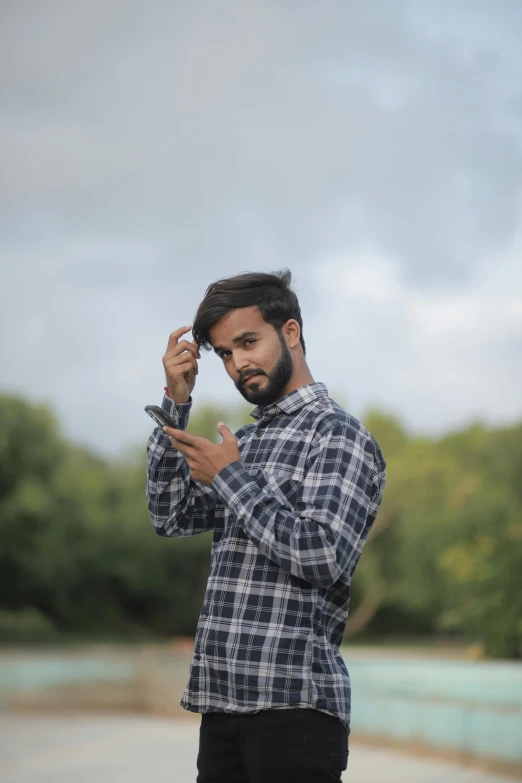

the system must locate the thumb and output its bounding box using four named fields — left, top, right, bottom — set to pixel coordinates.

left=217, top=421, right=234, bottom=440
